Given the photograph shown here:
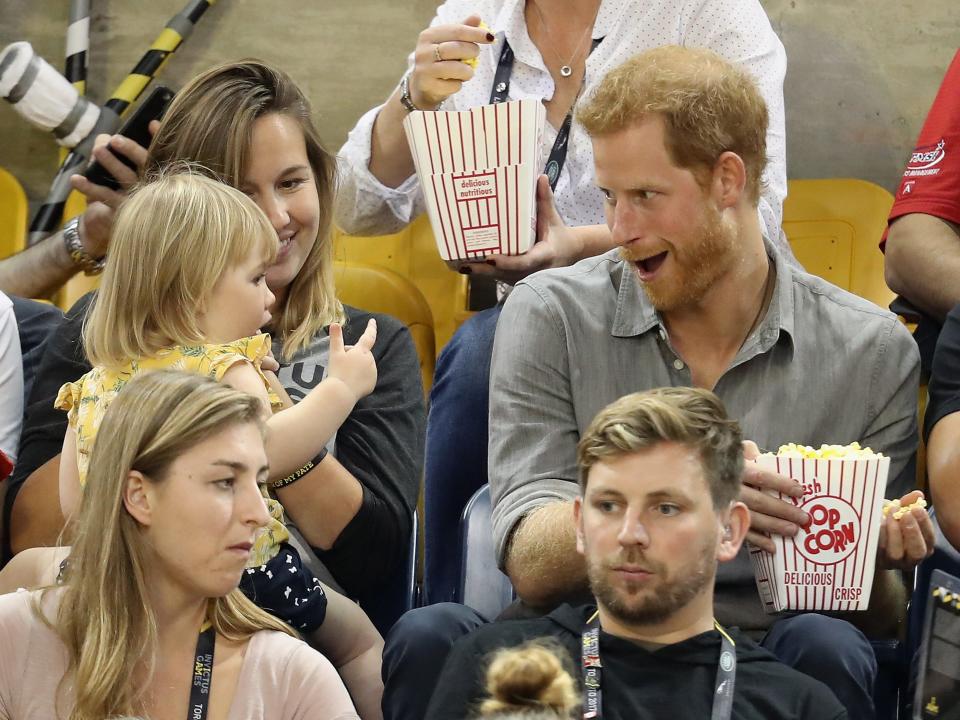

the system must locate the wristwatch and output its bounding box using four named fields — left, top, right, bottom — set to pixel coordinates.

left=399, top=71, right=423, bottom=113
left=62, top=215, right=106, bottom=275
